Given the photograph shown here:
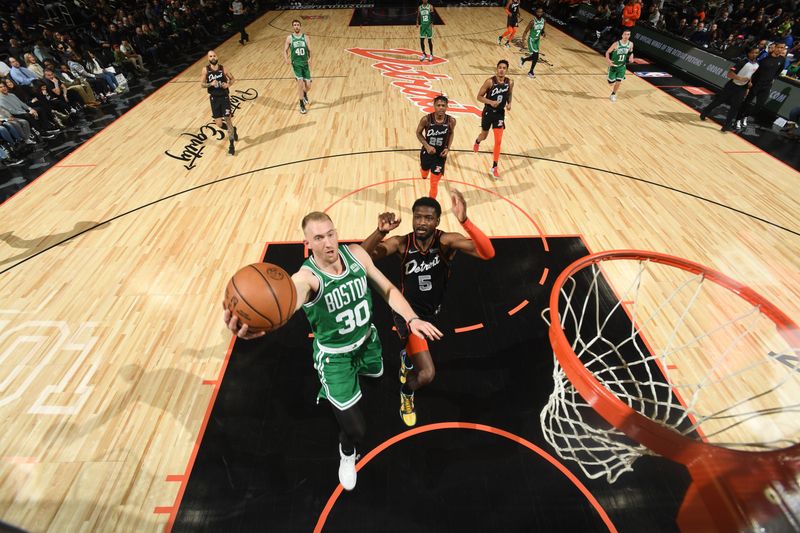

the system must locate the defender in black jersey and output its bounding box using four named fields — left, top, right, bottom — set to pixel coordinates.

left=361, top=191, right=495, bottom=426
left=498, top=0, right=521, bottom=47
left=416, top=95, right=456, bottom=200
left=473, top=60, right=513, bottom=179
left=200, top=50, right=238, bottom=155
